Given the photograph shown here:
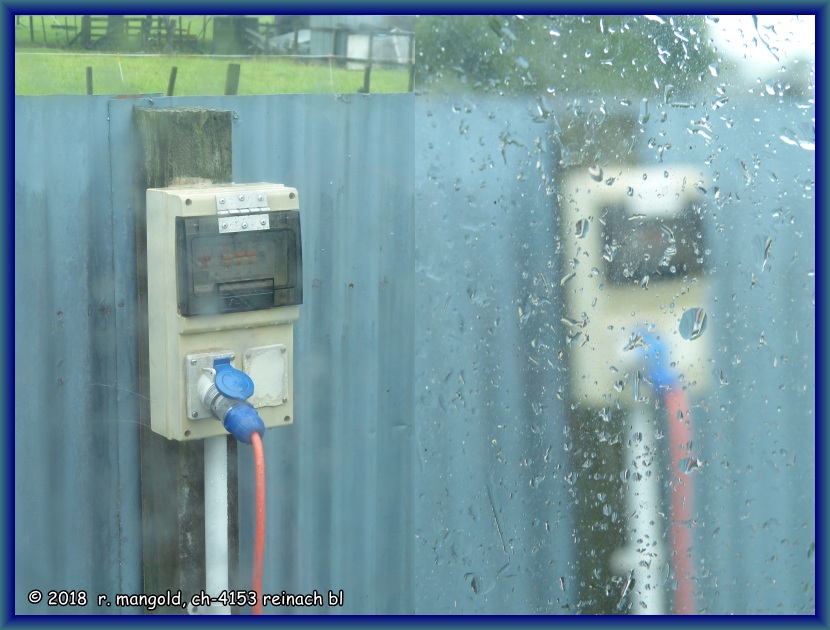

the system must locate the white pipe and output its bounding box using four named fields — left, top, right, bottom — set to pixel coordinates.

left=204, top=434, right=231, bottom=615
left=612, top=405, right=667, bottom=614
